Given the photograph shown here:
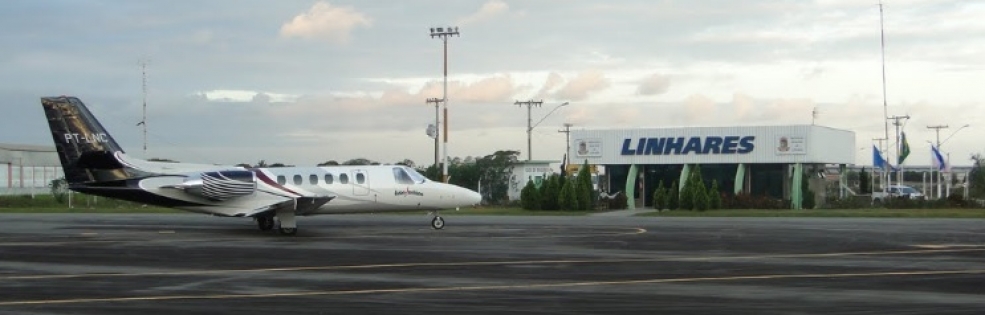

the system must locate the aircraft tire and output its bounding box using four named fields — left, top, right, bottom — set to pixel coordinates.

left=279, top=227, right=298, bottom=236
left=431, top=216, right=445, bottom=230
left=257, top=216, right=275, bottom=231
